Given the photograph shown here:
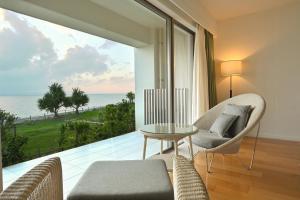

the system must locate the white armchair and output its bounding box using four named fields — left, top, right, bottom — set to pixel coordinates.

left=182, top=93, right=266, bottom=172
